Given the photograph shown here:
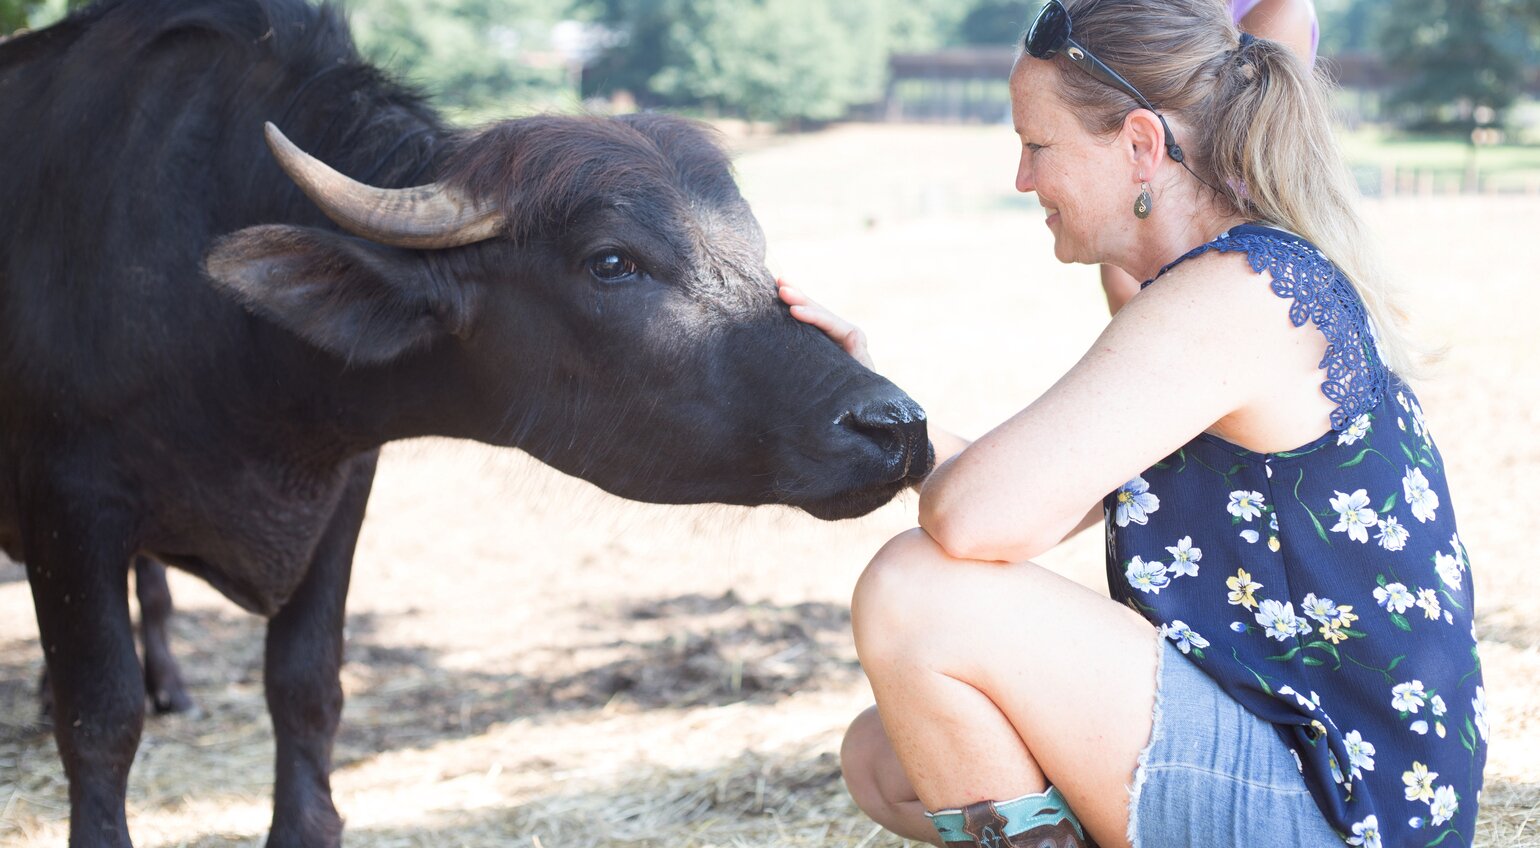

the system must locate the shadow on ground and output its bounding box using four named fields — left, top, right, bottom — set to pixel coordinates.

left=141, top=747, right=868, bottom=848
left=1, top=589, right=860, bottom=813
